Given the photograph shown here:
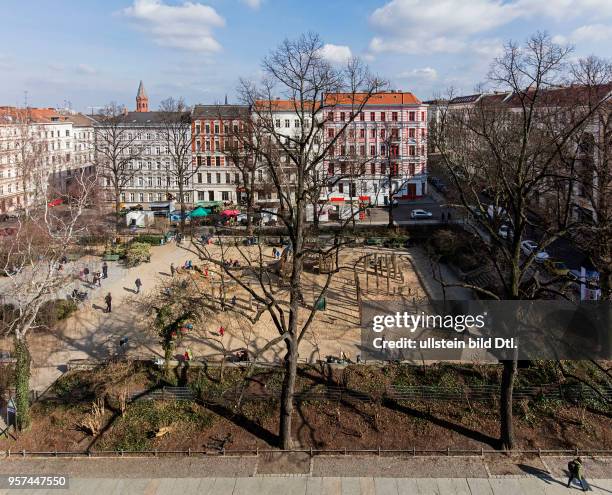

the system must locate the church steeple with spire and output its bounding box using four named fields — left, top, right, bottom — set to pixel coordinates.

left=136, top=80, right=149, bottom=112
